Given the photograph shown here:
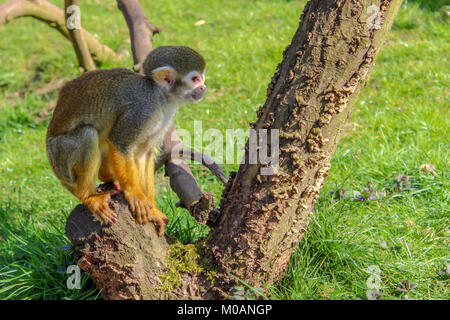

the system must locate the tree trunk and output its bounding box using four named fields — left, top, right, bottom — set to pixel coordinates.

left=66, top=0, right=403, bottom=299
left=207, top=0, right=403, bottom=288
